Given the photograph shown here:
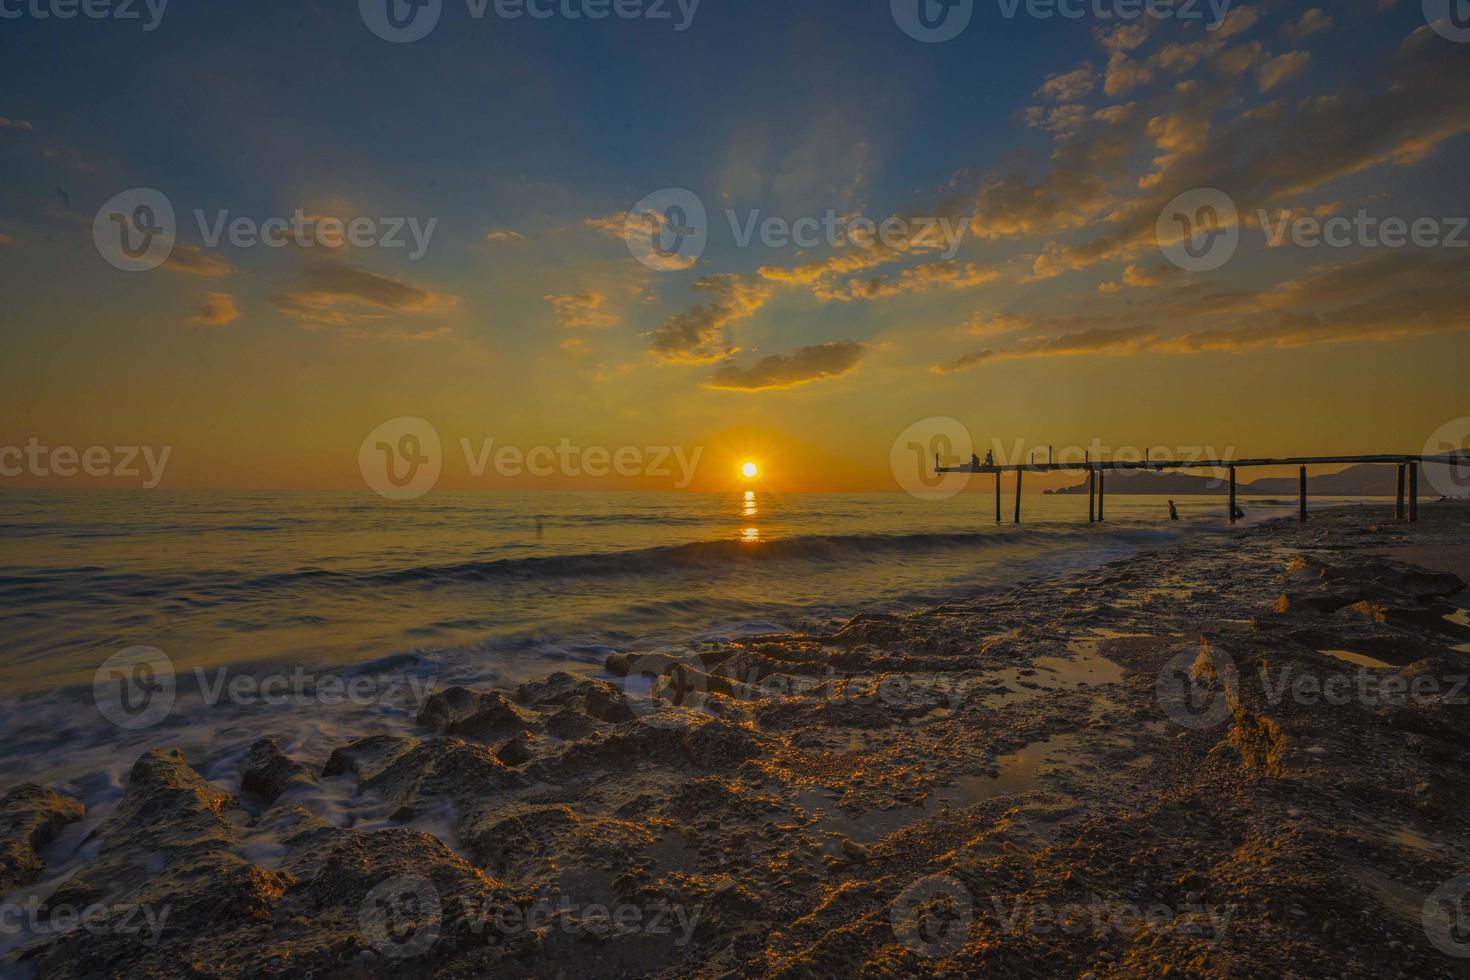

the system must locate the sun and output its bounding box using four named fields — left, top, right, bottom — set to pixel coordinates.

left=741, top=461, right=759, bottom=480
